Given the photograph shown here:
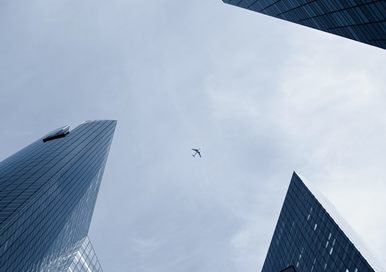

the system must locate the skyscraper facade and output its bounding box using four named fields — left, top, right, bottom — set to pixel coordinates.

left=0, top=120, right=116, bottom=271
left=222, top=0, right=386, bottom=50
left=262, top=172, right=378, bottom=272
